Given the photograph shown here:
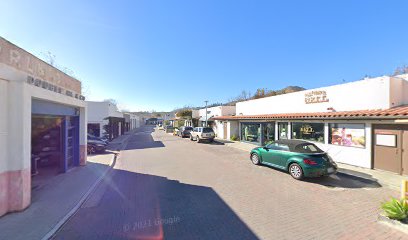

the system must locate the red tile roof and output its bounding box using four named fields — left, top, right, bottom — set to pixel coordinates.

left=211, top=105, right=408, bottom=121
